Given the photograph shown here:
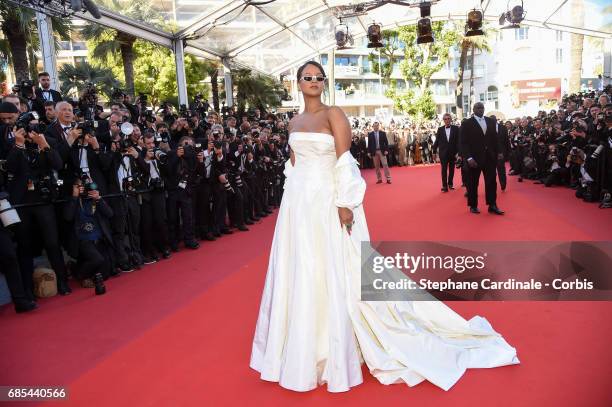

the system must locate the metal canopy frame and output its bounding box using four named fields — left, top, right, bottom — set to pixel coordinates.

left=16, top=0, right=612, bottom=106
